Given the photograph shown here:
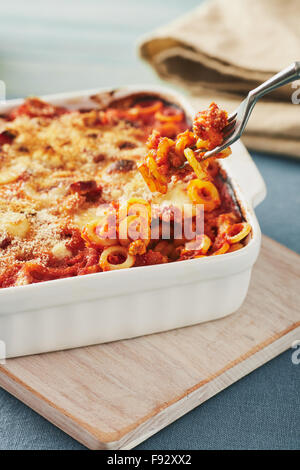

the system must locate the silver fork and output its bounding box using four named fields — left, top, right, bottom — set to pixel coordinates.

left=195, top=61, right=300, bottom=160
